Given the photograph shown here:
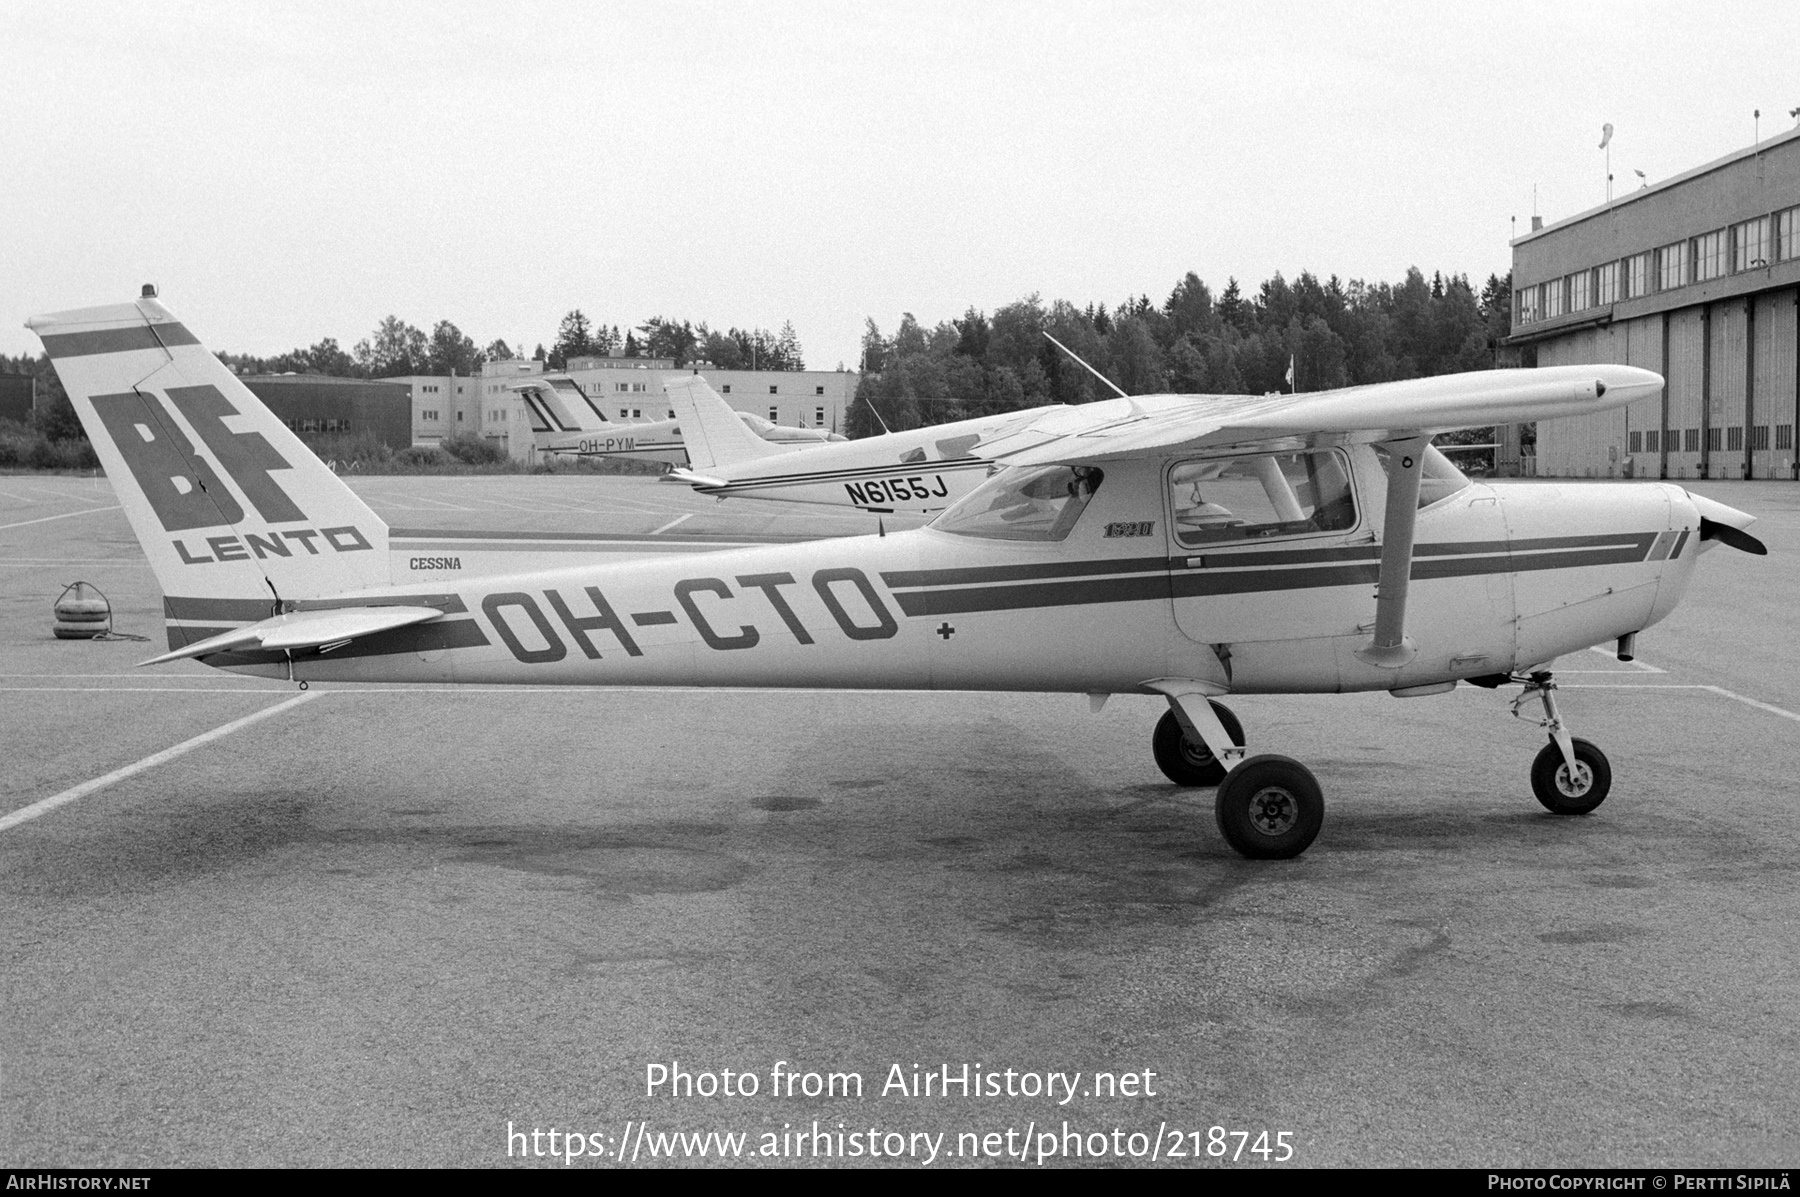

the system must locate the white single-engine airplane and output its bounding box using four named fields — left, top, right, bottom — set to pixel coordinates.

left=539, top=377, right=845, bottom=467
left=664, top=375, right=1050, bottom=514
left=29, top=293, right=1767, bottom=858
